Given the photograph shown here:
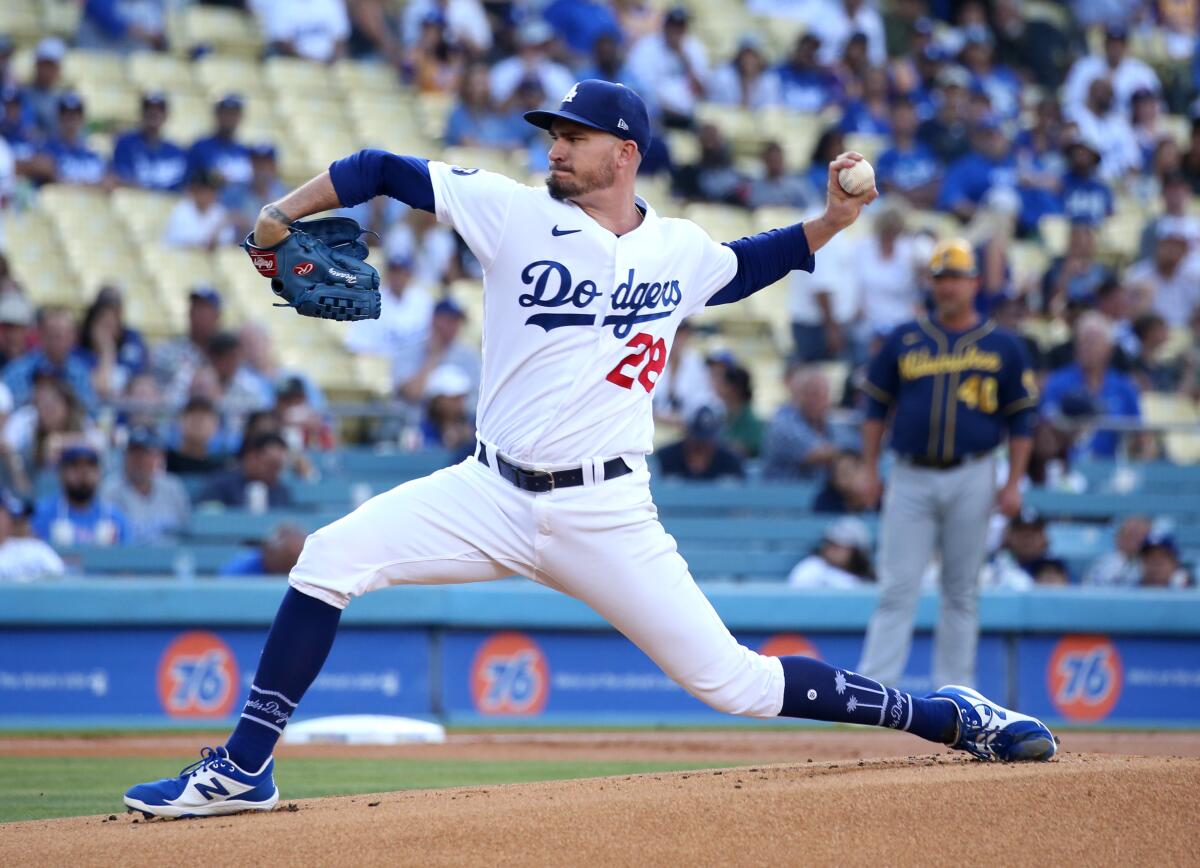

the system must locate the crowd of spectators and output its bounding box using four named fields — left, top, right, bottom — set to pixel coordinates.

left=0, top=0, right=1195, bottom=588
